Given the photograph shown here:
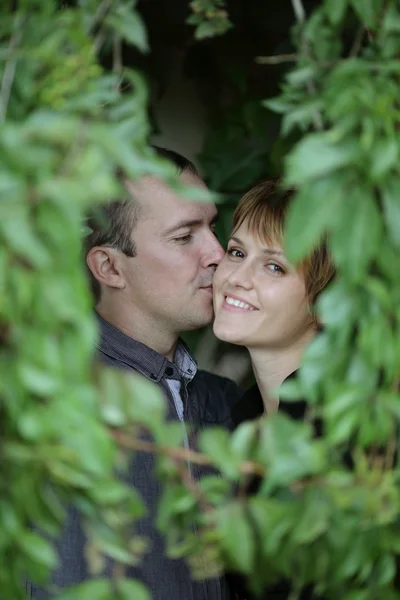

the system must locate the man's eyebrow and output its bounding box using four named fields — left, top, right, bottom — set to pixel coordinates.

left=229, top=236, right=284, bottom=256
left=163, top=213, right=219, bottom=236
